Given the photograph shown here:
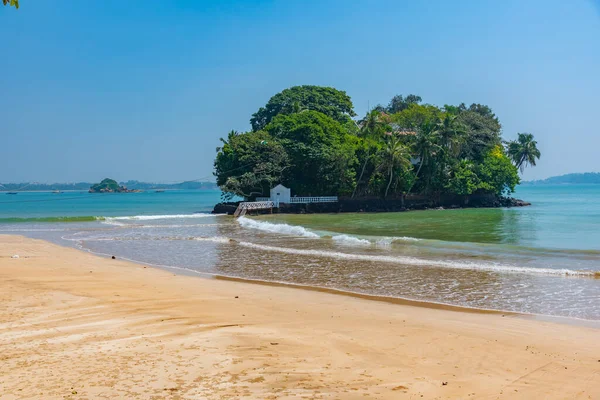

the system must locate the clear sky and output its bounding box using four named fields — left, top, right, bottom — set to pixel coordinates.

left=1, top=0, right=599, bottom=183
